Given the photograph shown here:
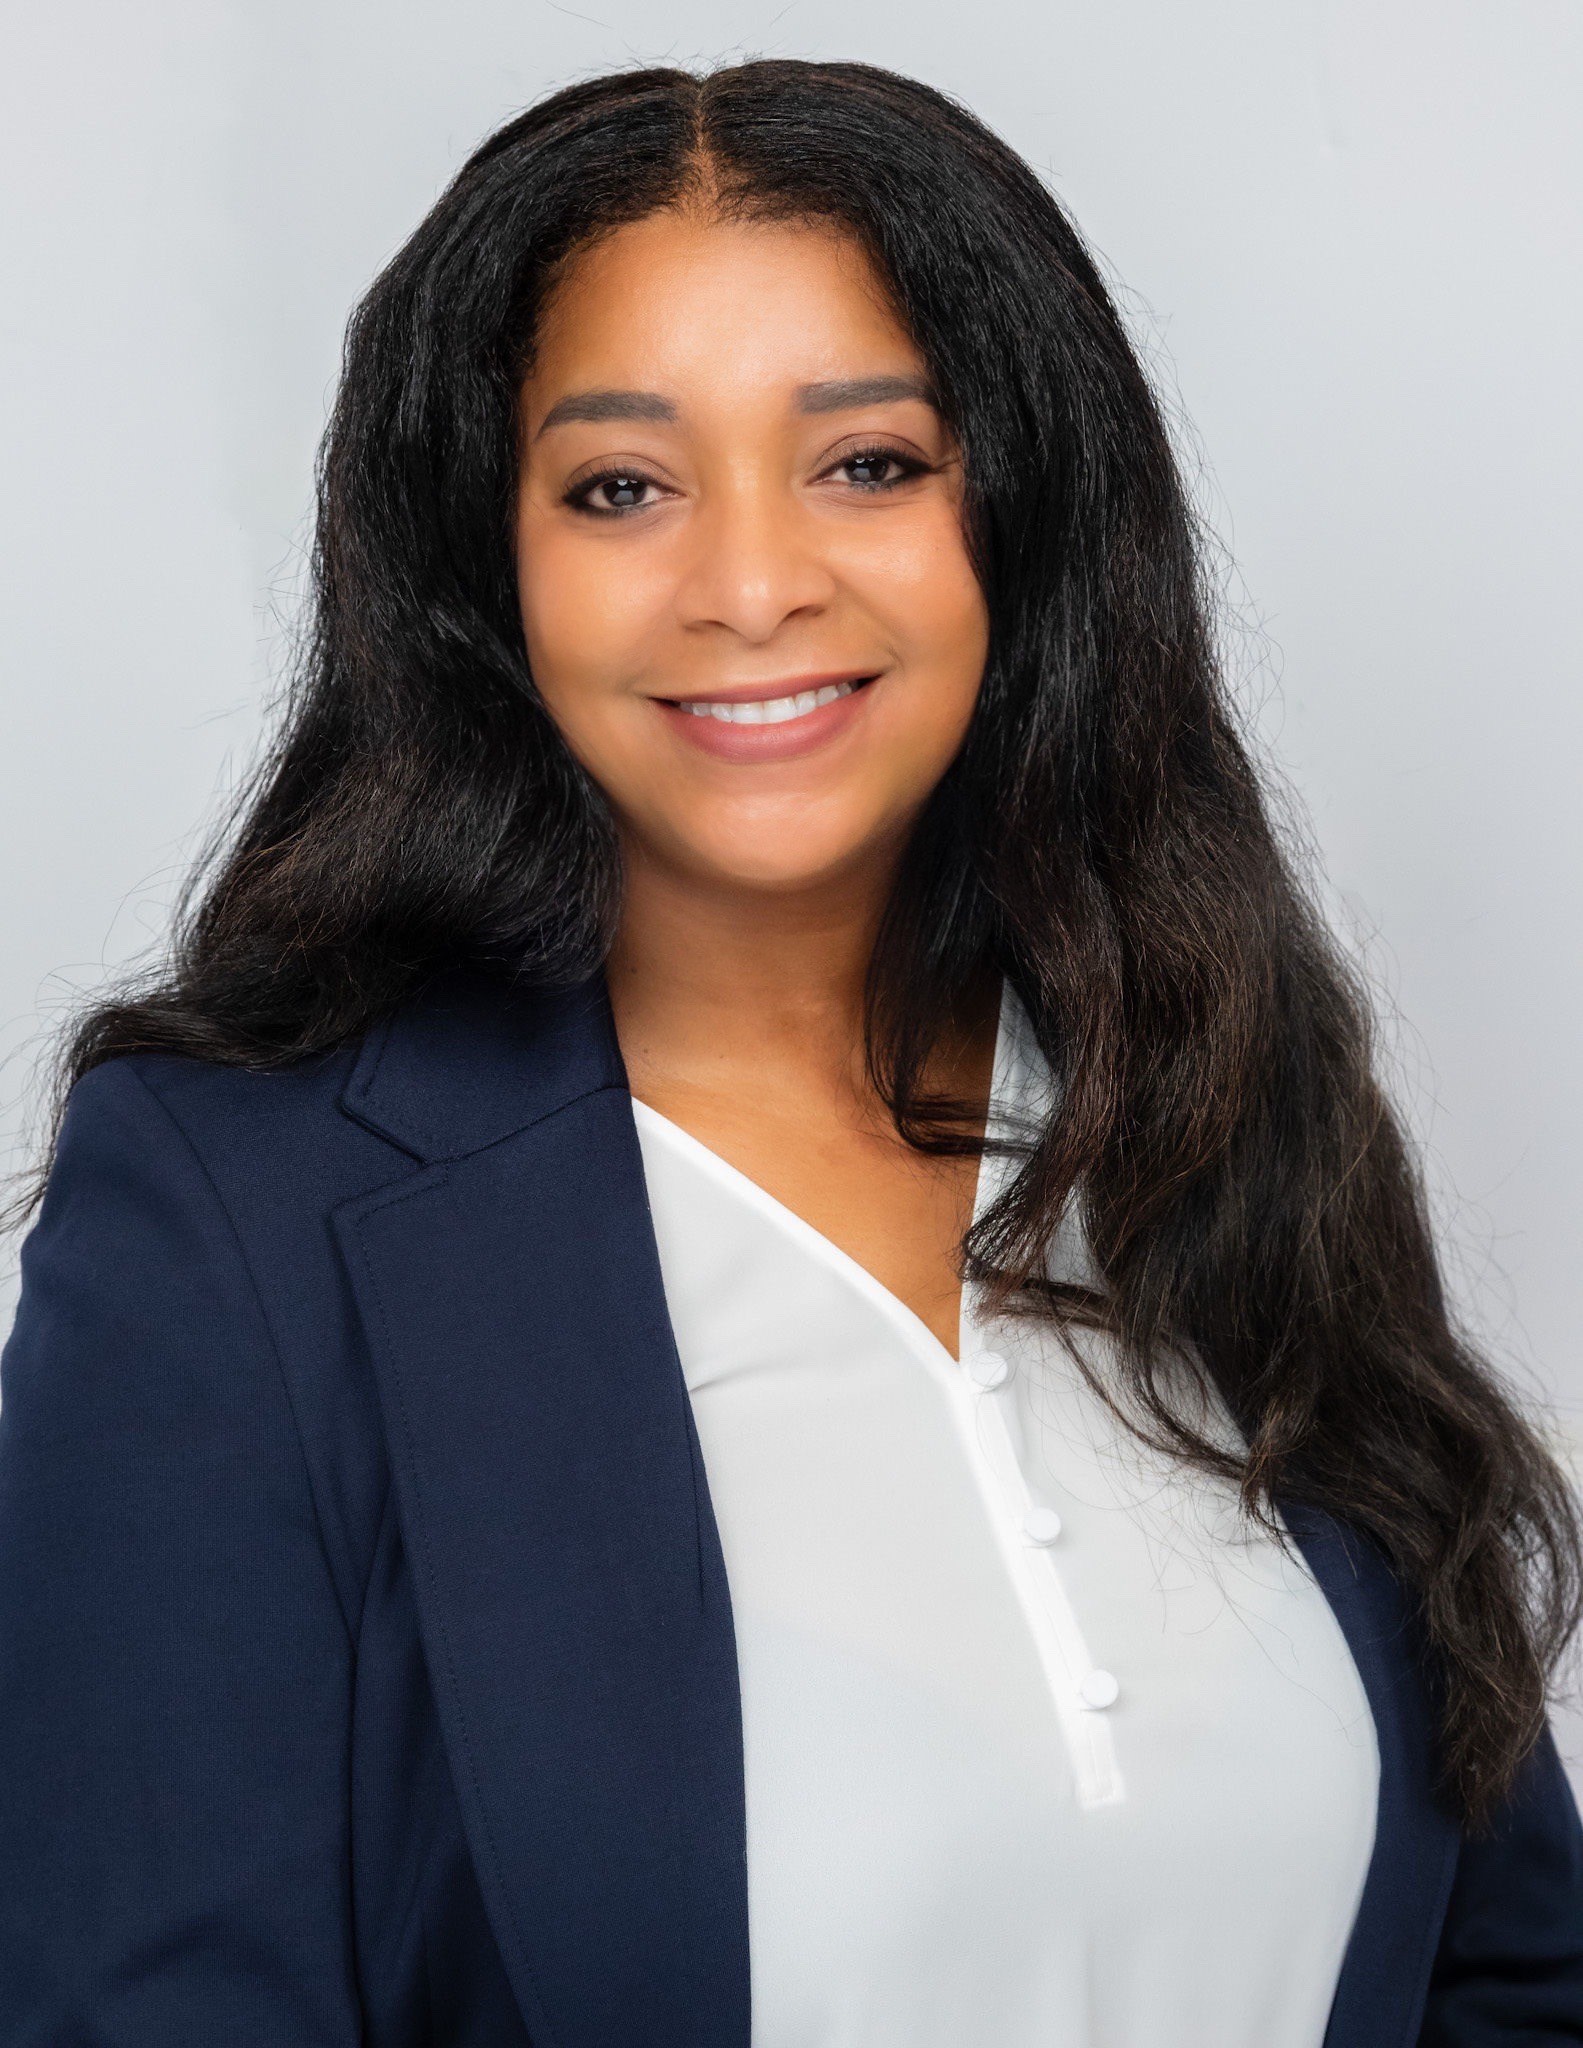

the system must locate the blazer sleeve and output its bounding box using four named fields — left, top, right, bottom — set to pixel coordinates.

left=1419, top=1715, right=1583, bottom=2042
left=0, top=1059, right=362, bottom=2046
